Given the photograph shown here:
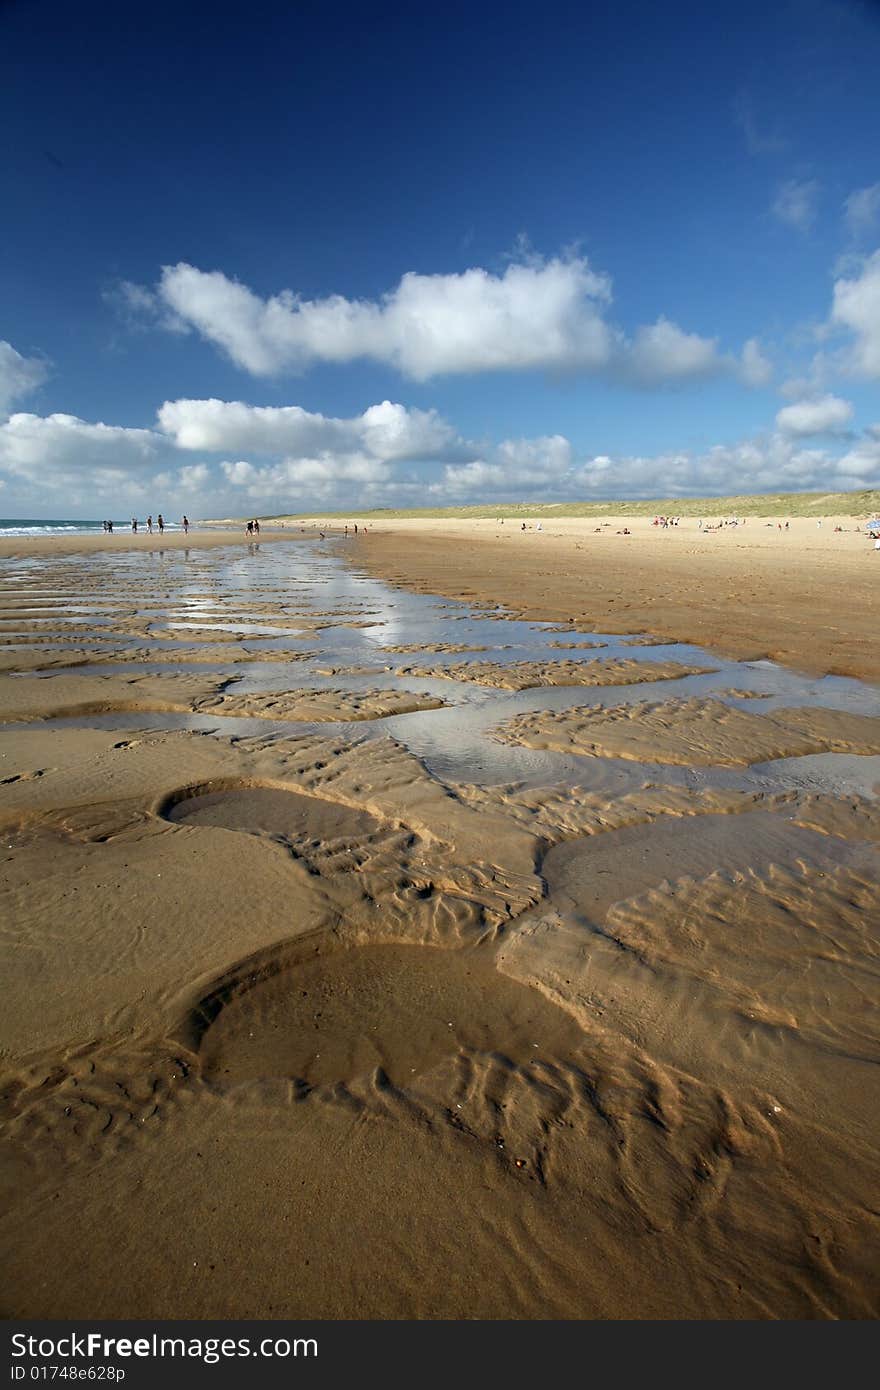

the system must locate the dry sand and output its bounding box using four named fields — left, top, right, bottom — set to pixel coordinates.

left=348, top=513, right=880, bottom=682
left=1, top=528, right=879, bottom=1320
